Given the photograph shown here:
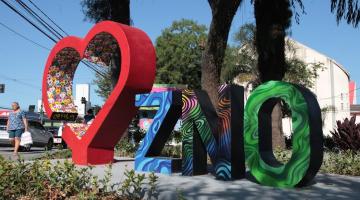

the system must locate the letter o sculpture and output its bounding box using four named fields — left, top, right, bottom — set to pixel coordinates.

left=244, top=81, right=323, bottom=188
